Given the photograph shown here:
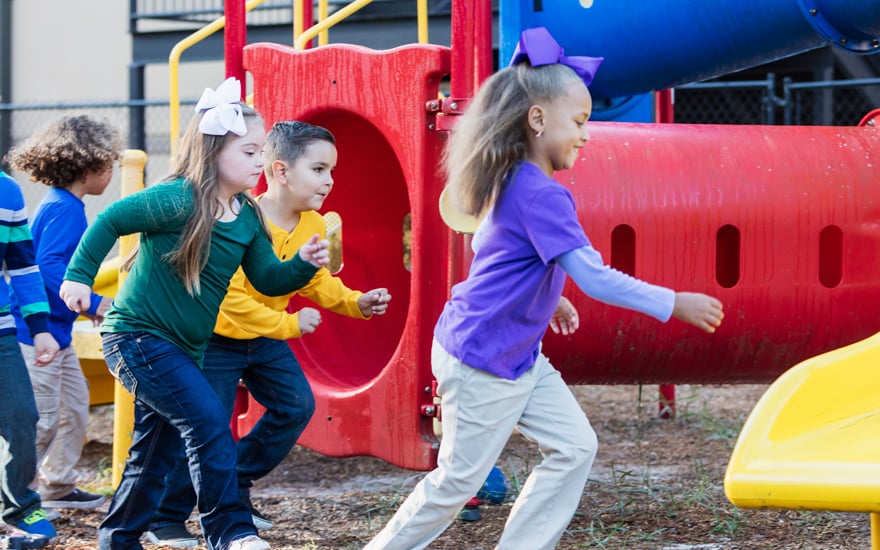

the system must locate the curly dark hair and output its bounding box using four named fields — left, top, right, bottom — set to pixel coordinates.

left=4, top=114, right=122, bottom=188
